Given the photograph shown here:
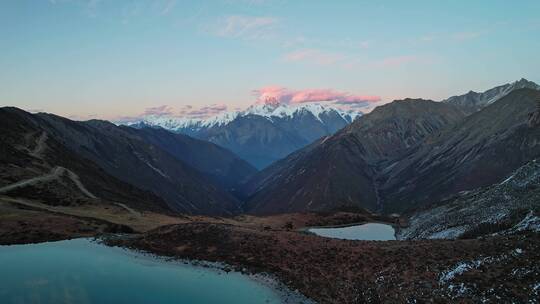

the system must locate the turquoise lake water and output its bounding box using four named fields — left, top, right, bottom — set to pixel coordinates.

left=0, top=238, right=286, bottom=304
left=308, top=223, right=396, bottom=241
